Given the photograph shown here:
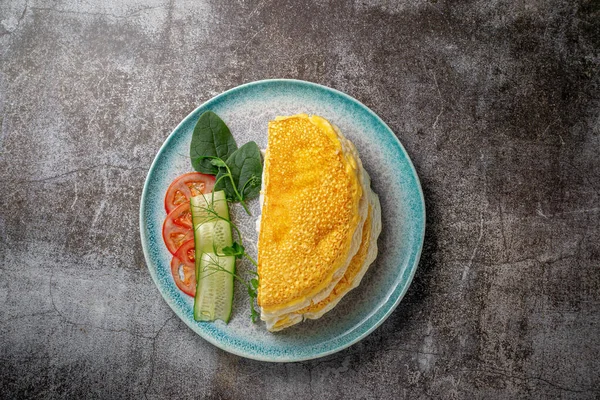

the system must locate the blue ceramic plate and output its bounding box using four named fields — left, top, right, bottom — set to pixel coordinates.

left=140, top=79, right=425, bottom=362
